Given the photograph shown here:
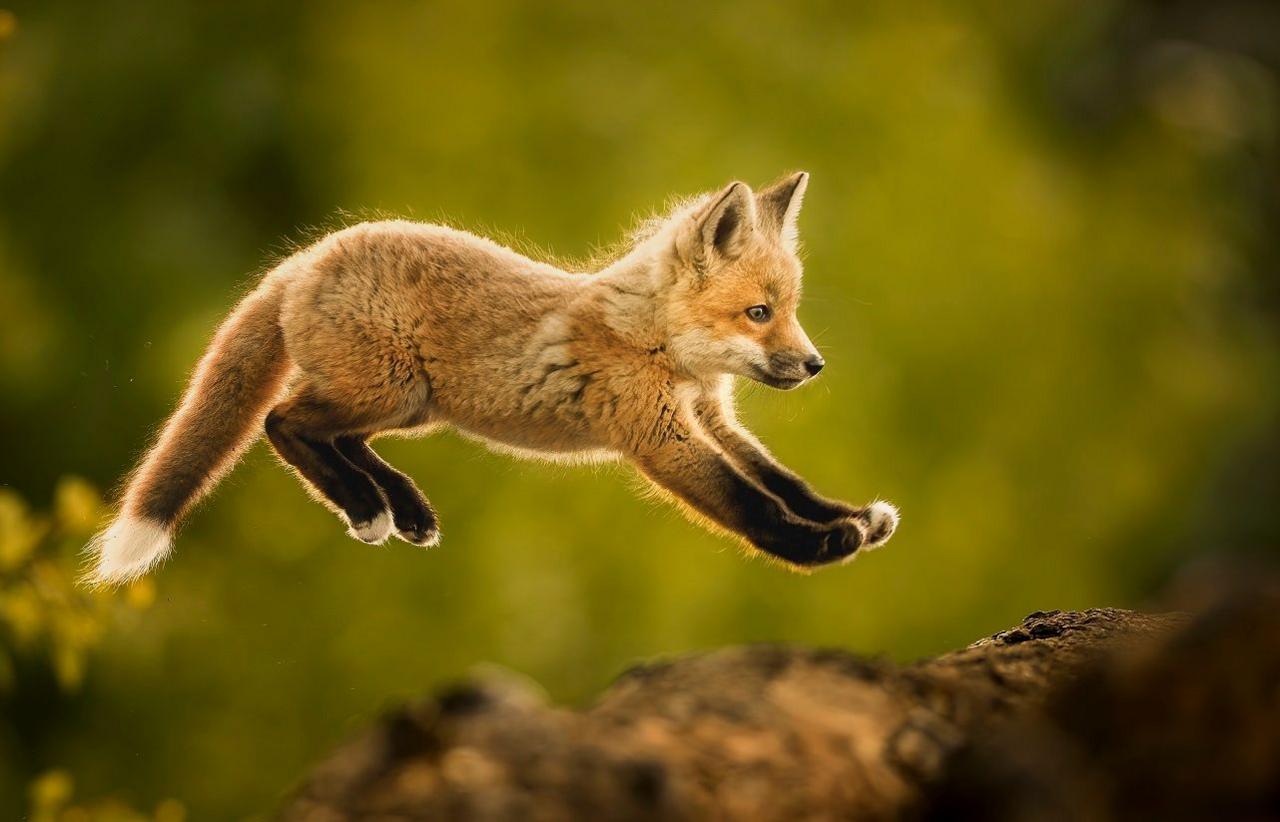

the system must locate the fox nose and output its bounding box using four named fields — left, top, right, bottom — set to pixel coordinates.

left=804, top=356, right=825, bottom=376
